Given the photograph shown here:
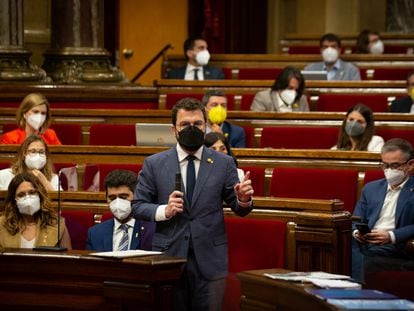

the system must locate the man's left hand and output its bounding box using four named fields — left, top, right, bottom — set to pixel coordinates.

left=234, top=171, right=254, bottom=203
